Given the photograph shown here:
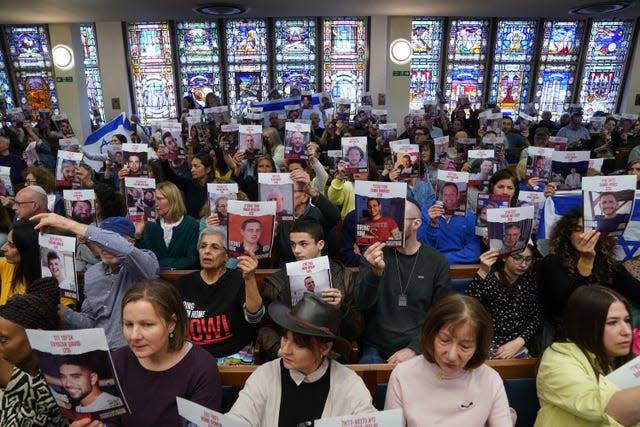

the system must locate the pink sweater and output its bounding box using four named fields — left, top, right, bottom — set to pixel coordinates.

left=384, top=355, right=512, bottom=427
